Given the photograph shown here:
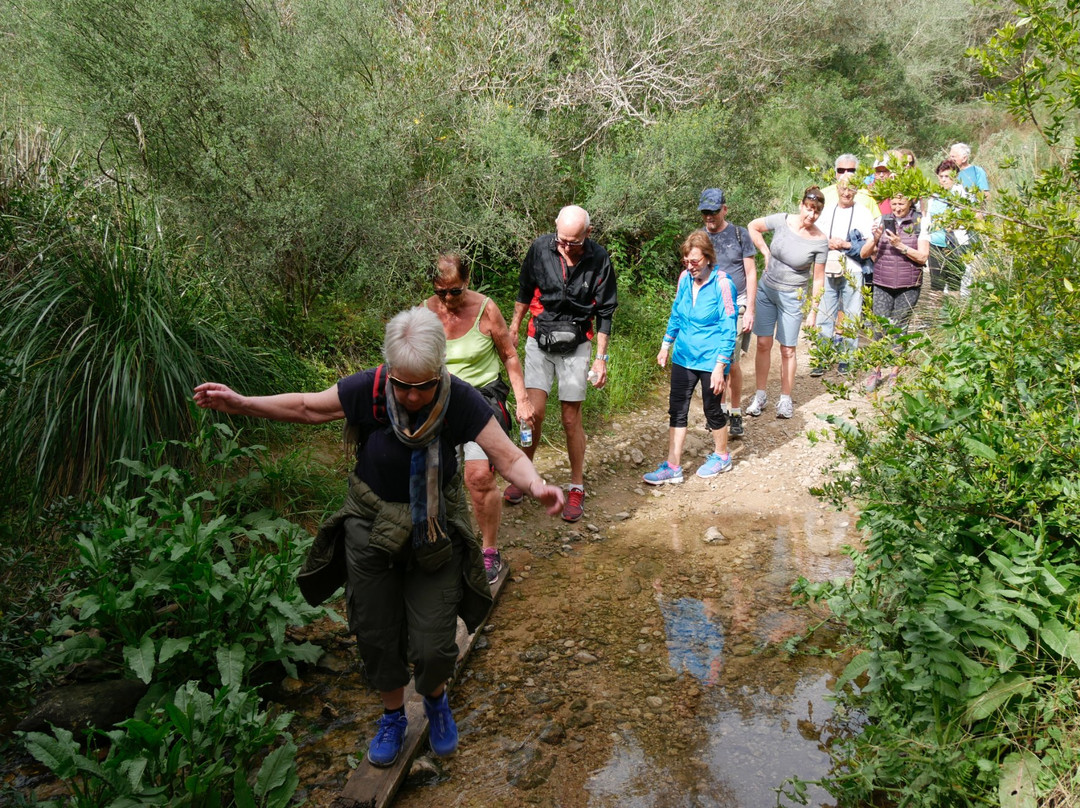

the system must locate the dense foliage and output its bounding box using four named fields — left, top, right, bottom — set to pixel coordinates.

left=788, top=1, right=1080, bottom=805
